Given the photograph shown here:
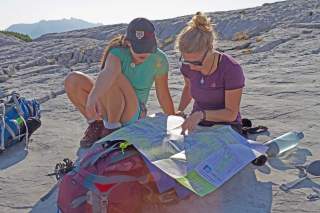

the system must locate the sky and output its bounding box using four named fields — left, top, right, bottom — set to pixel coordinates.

left=0, top=0, right=281, bottom=30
